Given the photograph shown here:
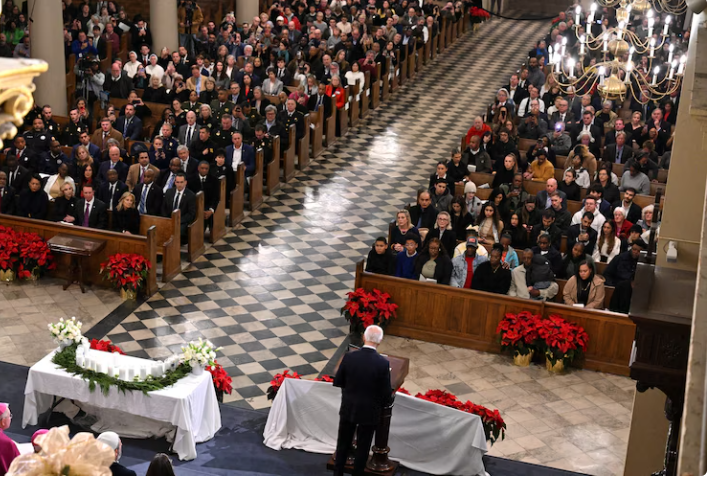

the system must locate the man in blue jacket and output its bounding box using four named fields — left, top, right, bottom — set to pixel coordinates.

left=395, top=234, right=418, bottom=280
left=224, top=132, right=255, bottom=179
